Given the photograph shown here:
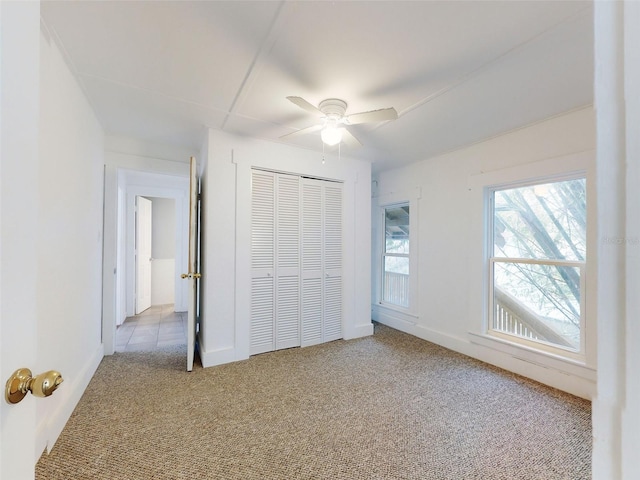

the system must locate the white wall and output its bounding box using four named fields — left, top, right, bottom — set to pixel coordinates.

left=200, top=130, right=373, bottom=367
left=148, top=196, right=176, bottom=306
left=372, top=107, right=596, bottom=399
left=35, top=25, right=105, bottom=455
